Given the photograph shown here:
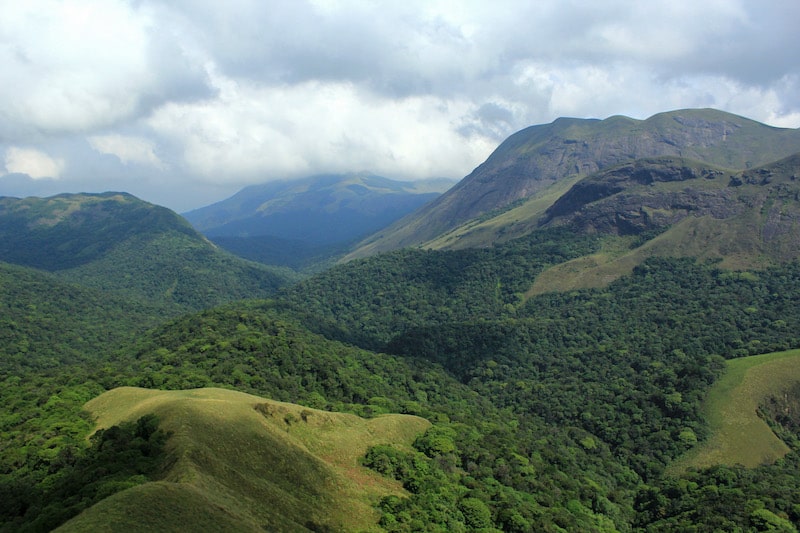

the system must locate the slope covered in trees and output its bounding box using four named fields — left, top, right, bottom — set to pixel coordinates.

left=0, top=193, right=297, bottom=310
left=5, top=244, right=800, bottom=530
